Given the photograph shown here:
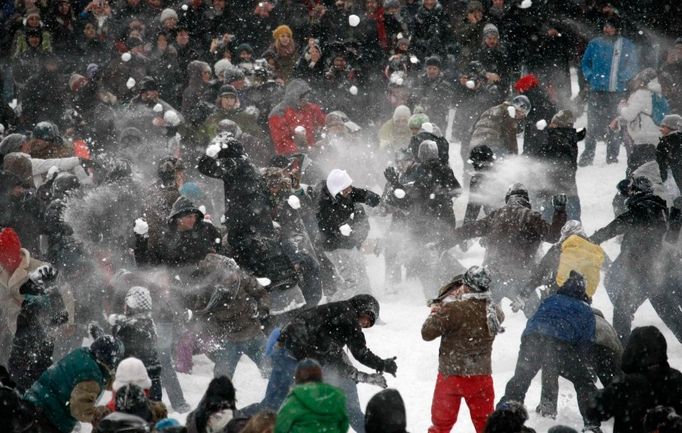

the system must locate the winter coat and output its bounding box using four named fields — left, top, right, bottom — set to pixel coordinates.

left=455, top=196, right=566, bottom=279
left=413, top=74, right=456, bottom=127
left=421, top=287, right=504, bottom=376
left=8, top=281, right=68, bottom=391
left=523, top=293, right=595, bottom=345
left=279, top=295, right=386, bottom=373
left=520, top=86, right=557, bottom=158
left=656, top=131, right=682, bottom=184
left=316, top=184, right=380, bottom=251
left=618, top=83, right=662, bottom=145
left=186, top=254, right=270, bottom=342
left=140, top=181, right=180, bottom=257
left=591, top=192, right=667, bottom=285
left=0, top=248, right=46, bottom=337
left=268, top=79, right=326, bottom=155
left=588, top=326, right=682, bottom=433
left=593, top=312, right=623, bottom=359
left=274, top=382, right=349, bottom=433
left=20, top=69, right=67, bottom=128
left=410, top=2, right=453, bottom=59
left=111, top=314, right=161, bottom=379
left=378, top=118, right=412, bottom=150
left=408, top=131, right=450, bottom=165
left=29, top=156, right=90, bottom=188
left=534, top=127, right=584, bottom=196
left=469, top=102, right=520, bottom=155
left=581, top=35, right=638, bottom=93
left=24, top=347, right=110, bottom=433
left=182, top=61, right=211, bottom=117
